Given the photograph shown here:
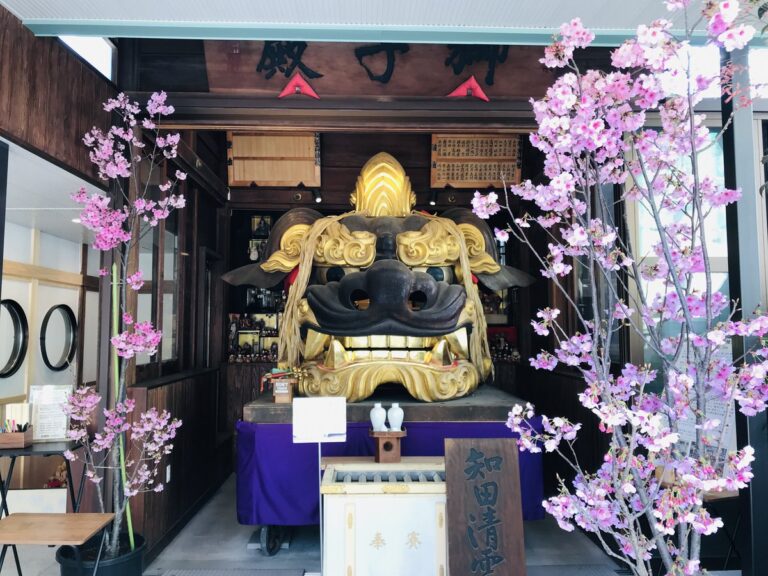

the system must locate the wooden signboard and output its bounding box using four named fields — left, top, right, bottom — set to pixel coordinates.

left=445, top=438, right=526, bottom=576
left=205, top=42, right=555, bottom=100
left=227, top=132, right=321, bottom=187
left=431, top=134, right=522, bottom=189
